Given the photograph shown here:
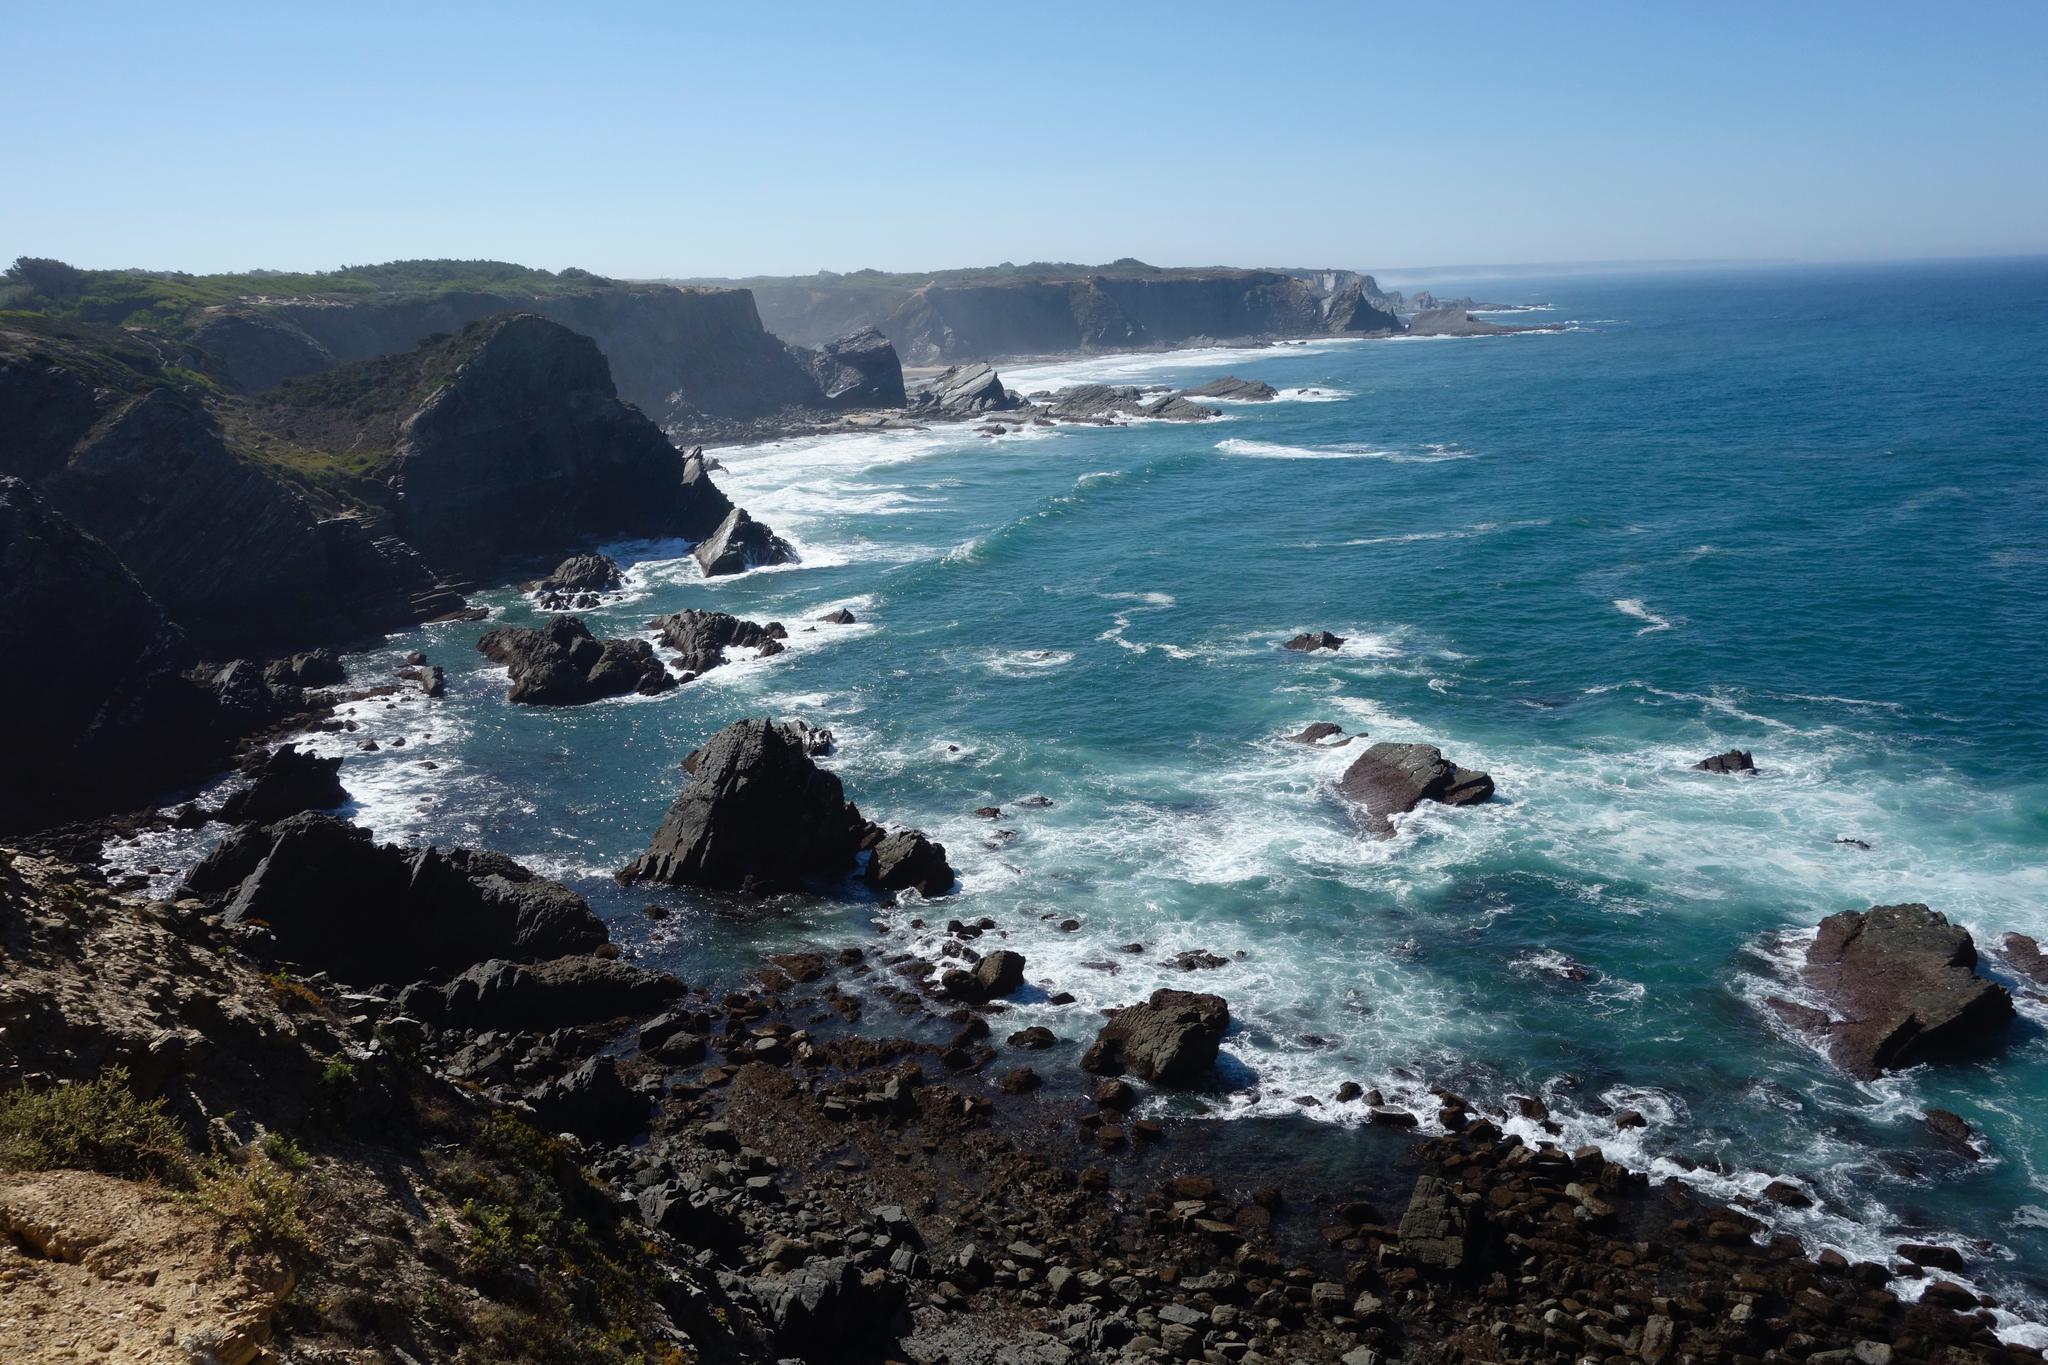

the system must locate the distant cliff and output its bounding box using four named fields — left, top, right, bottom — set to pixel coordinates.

left=693, top=260, right=1408, bottom=363
left=1, top=258, right=905, bottom=424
